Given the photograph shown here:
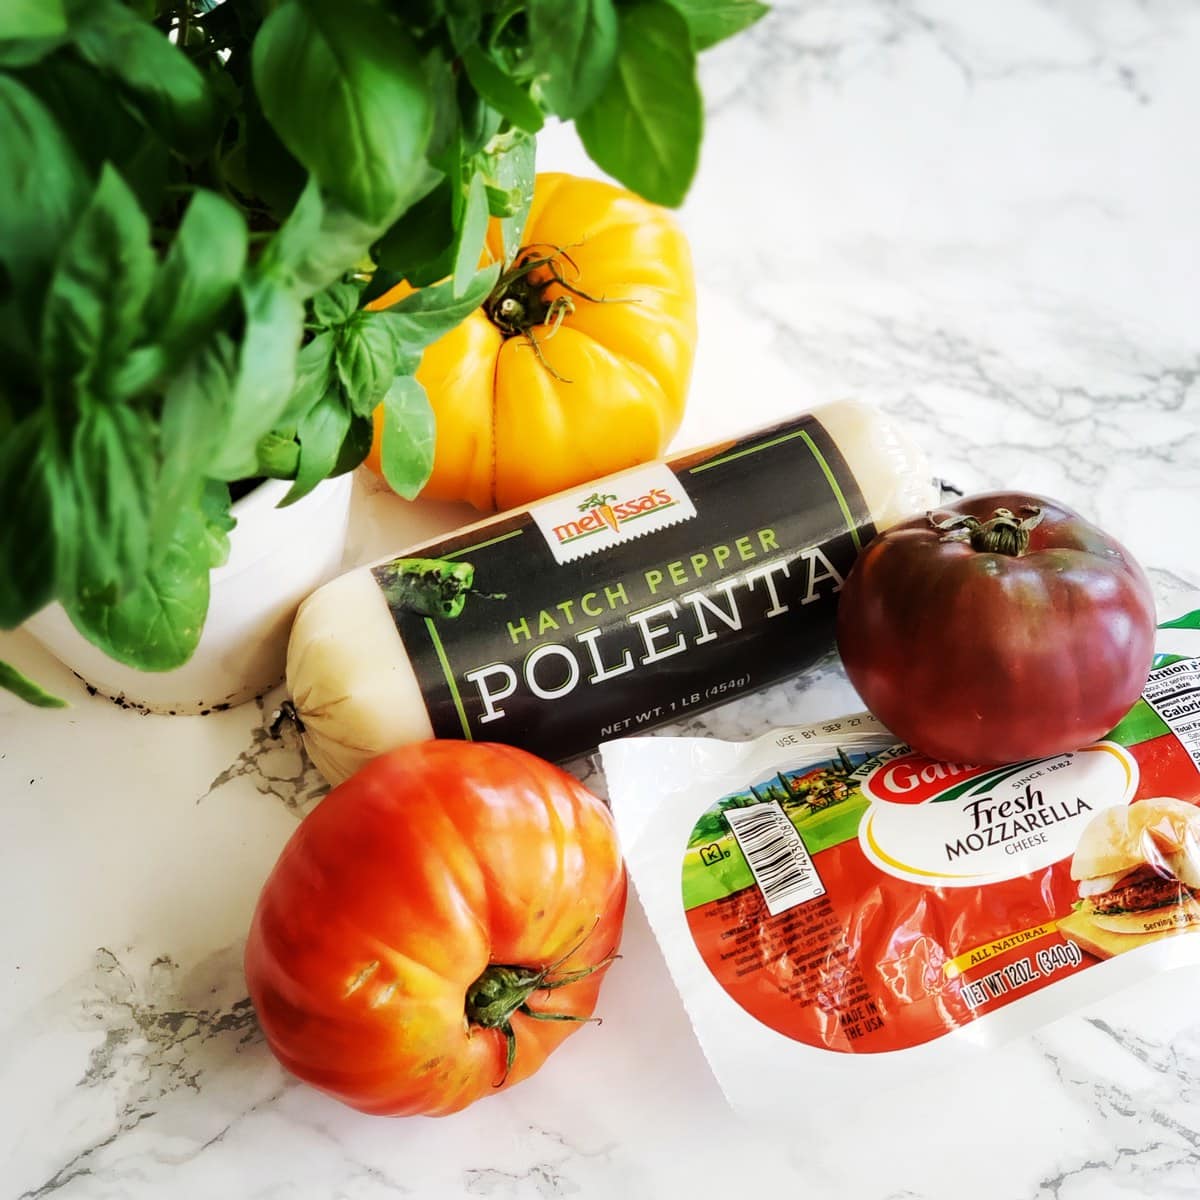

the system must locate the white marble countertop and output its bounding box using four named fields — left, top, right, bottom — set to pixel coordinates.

left=4, top=2, right=1200, bottom=1197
